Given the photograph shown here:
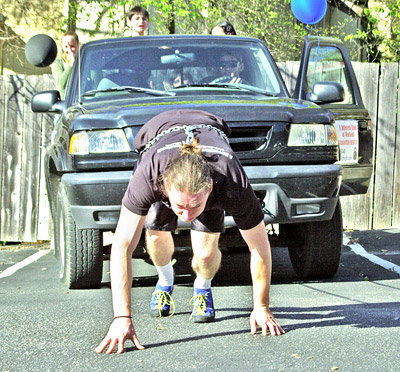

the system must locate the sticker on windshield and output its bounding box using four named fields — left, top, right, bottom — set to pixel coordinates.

left=334, top=120, right=359, bottom=164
